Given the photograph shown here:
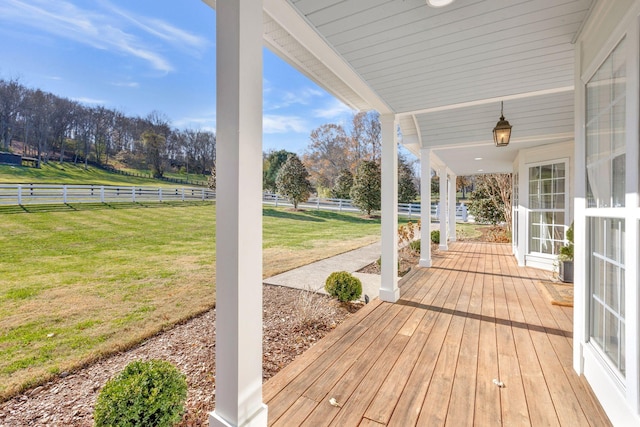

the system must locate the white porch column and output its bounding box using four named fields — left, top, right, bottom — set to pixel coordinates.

left=380, top=114, right=399, bottom=302
left=419, top=148, right=432, bottom=267
left=439, top=168, right=448, bottom=251
left=448, top=174, right=457, bottom=242
left=210, top=1, right=268, bottom=426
